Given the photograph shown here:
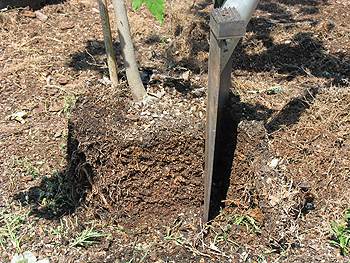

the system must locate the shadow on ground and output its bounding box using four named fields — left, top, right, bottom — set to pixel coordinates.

left=66, top=0, right=349, bottom=86
left=67, top=40, right=121, bottom=74
left=13, top=170, right=75, bottom=220
left=232, top=0, right=349, bottom=86
left=208, top=94, right=240, bottom=220
left=0, top=0, right=66, bottom=9
left=12, top=123, right=91, bottom=220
